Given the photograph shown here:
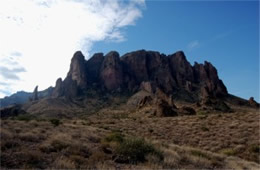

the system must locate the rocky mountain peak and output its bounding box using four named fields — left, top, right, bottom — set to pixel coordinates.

left=67, top=51, right=87, bottom=88
left=31, top=85, right=38, bottom=101
left=52, top=78, right=63, bottom=98
left=50, top=49, right=229, bottom=102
